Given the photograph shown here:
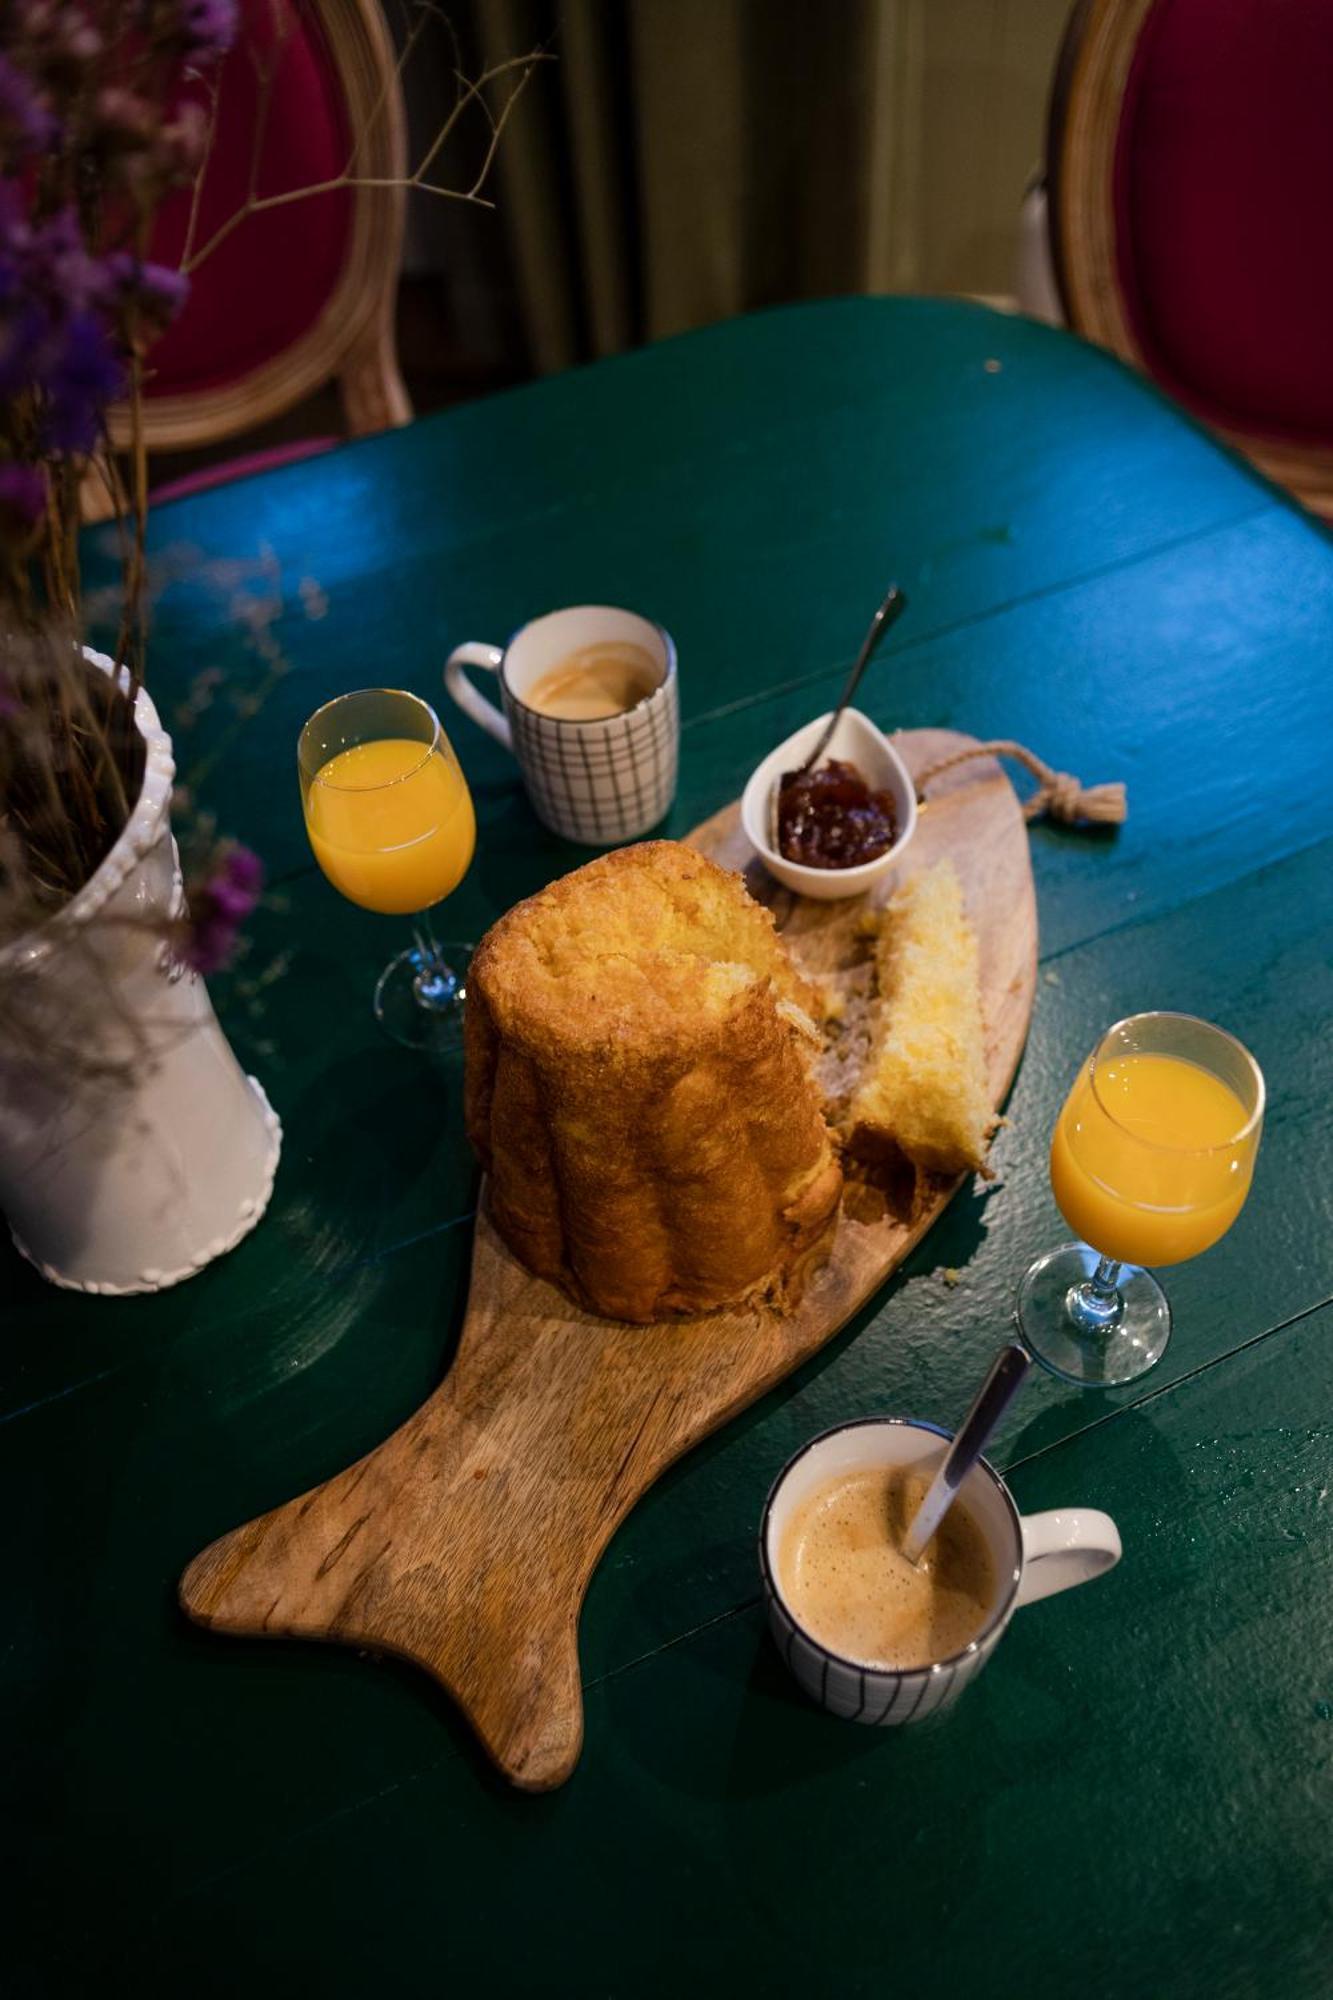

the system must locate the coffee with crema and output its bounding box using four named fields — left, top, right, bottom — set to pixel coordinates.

left=777, top=1463, right=994, bottom=1669
left=526, top=642, right=660, bottom=722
